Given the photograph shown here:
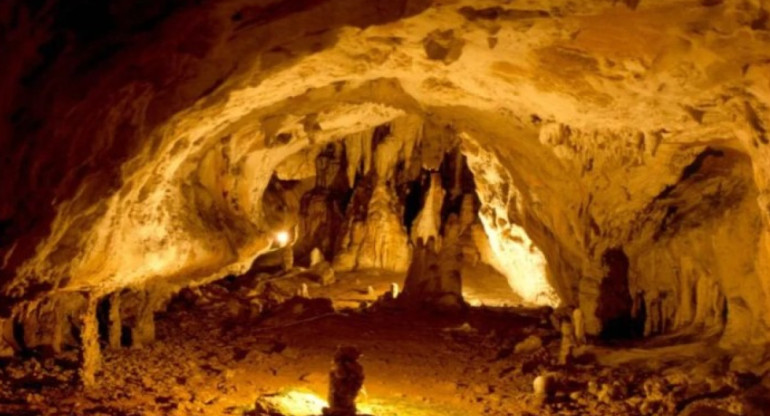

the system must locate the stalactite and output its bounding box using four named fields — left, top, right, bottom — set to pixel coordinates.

left=410, top=172, right=444, bottom=248
left=344, top=133, right=363, bottom=187
left=391, top=114, right=422, bottom=171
